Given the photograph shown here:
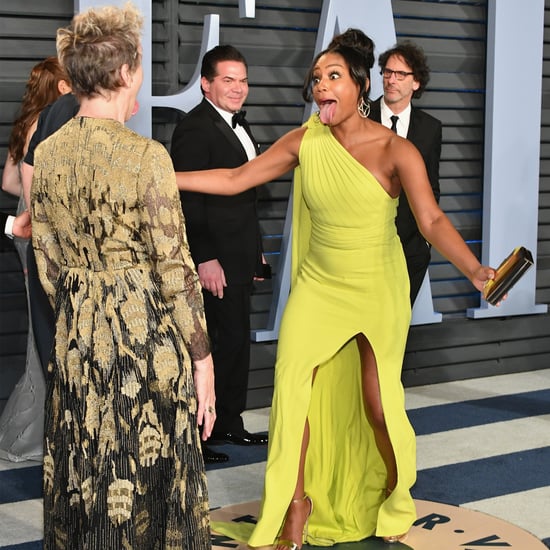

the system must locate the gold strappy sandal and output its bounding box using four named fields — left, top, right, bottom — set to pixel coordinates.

left=277, top=494, right=313, bottom=550
left=383, top=533, right=408, bottom=544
